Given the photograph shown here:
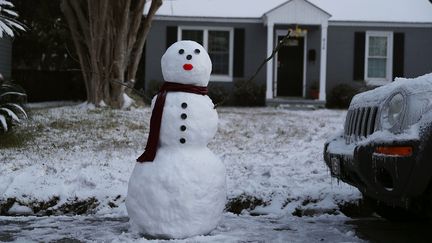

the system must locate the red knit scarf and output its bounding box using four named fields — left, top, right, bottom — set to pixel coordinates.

left=137, top=82, right=208, bottom=162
